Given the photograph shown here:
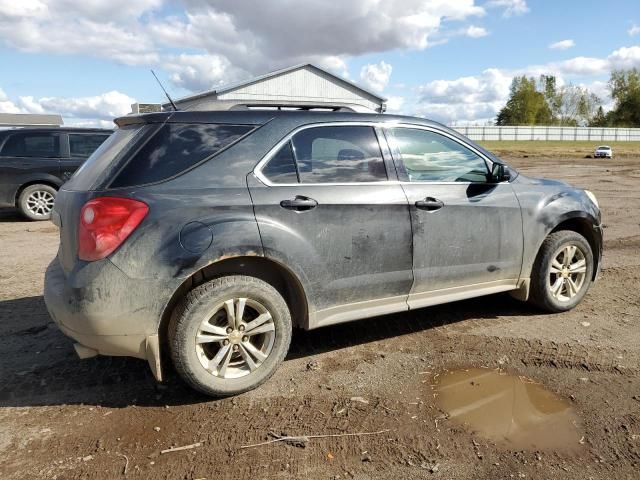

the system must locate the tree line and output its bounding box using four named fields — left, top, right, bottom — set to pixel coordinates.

left=496, top=68, right=640, bottom=127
